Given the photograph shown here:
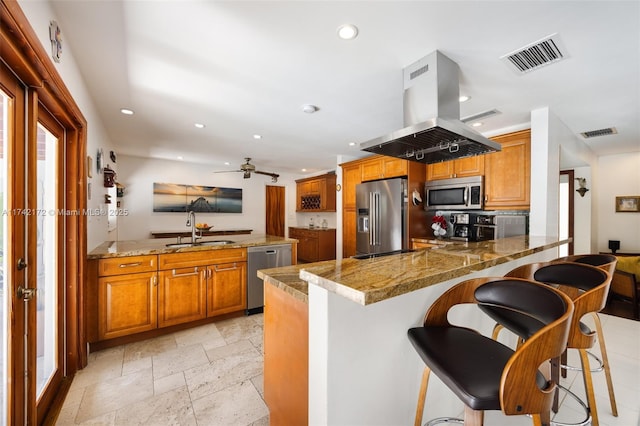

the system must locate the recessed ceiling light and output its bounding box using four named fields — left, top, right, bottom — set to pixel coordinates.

left=224, top=162, right=230, bottom=166
left=194, top=123, right=205, bottom=129
left=349, top=142, right=356, bottom=146
left=471, top=122, right=483, bottom=127
left=120, top=108, right=134, bottom=115
left=459, top=95, right=471, bottom=103
left=337, top=24, right=358, bottom=40
left=253, top=134, right=262, bottom=139
left=301, top=168, right=307, bottom=172
left=177, top=156, right=183, bottom=160
left=301, top=104, right=318, bottom=114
